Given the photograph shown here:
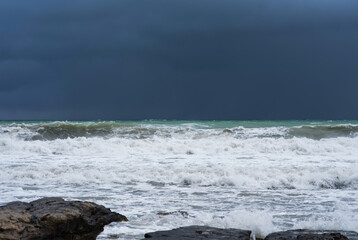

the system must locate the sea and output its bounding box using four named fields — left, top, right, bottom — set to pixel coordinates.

left=0, top=120, right=357, bottom=239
